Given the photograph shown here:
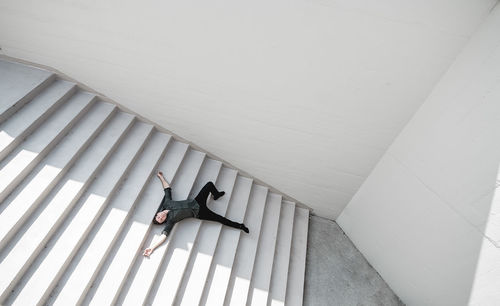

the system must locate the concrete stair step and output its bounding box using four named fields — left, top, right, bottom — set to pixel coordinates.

left=268, top=200, right=296, bottom=306
left=248, top=193, right=283, bottom=306
left=200, top=176, right=253, bottom=306
left=0, top=90, right=96, bottom=202
left=3, top=121, right=154, bottom=305
left=84, top=140, right=189, bottom=306
left=0, top=101, right=118, bottom=250
left=0, top=102, right=124, bottom=303
left=224, top=184, right=268, bottom=306
left=0, top=59, right=312, bottom=306
left=0, top=79, right=76, bottom=160
left=147, top=158, right=223, bottom=305
left=46, top=132, right=171, bottom=306
left=0, top=59, right=56, bottom=123
left=117, top=149, right=206, bottom=305
left=285, top=207, right=309, bottom=306
left=174, top=166, right=238, bottom=306
left=6, top=123, right=153, bottom=305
